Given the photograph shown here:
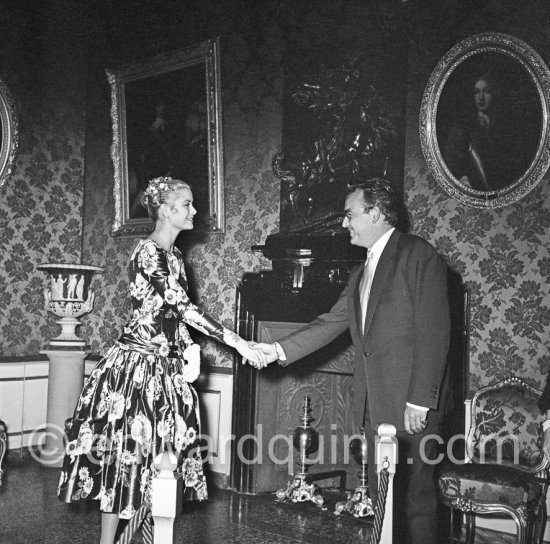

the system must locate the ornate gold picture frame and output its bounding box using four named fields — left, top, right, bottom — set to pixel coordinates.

left=0, top=78, right=18, bottom=191
left=420, top=33, right=550, bottom=207
left=107, top=38, right=224, bottom=235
